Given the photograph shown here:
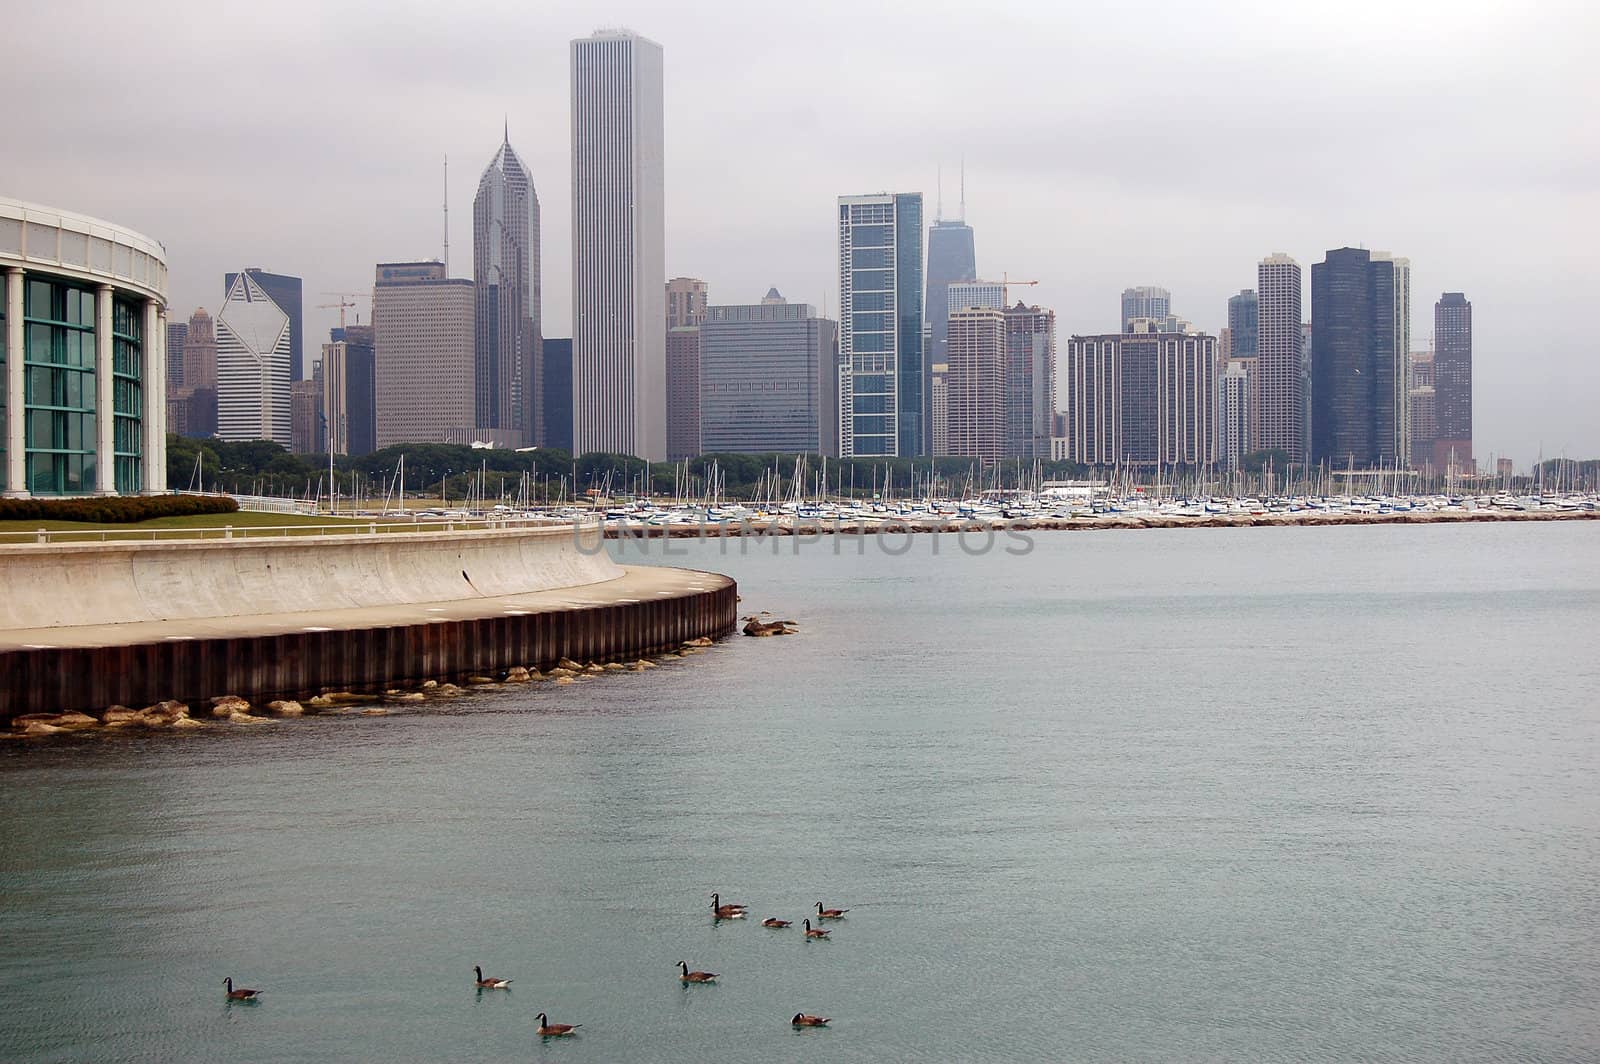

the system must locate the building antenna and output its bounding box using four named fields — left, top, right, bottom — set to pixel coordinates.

left=936, top=163, right=943, bottom=223
left=442, top=153, right=450, bottom=273
left=959, top=156, right=966, bottom=223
